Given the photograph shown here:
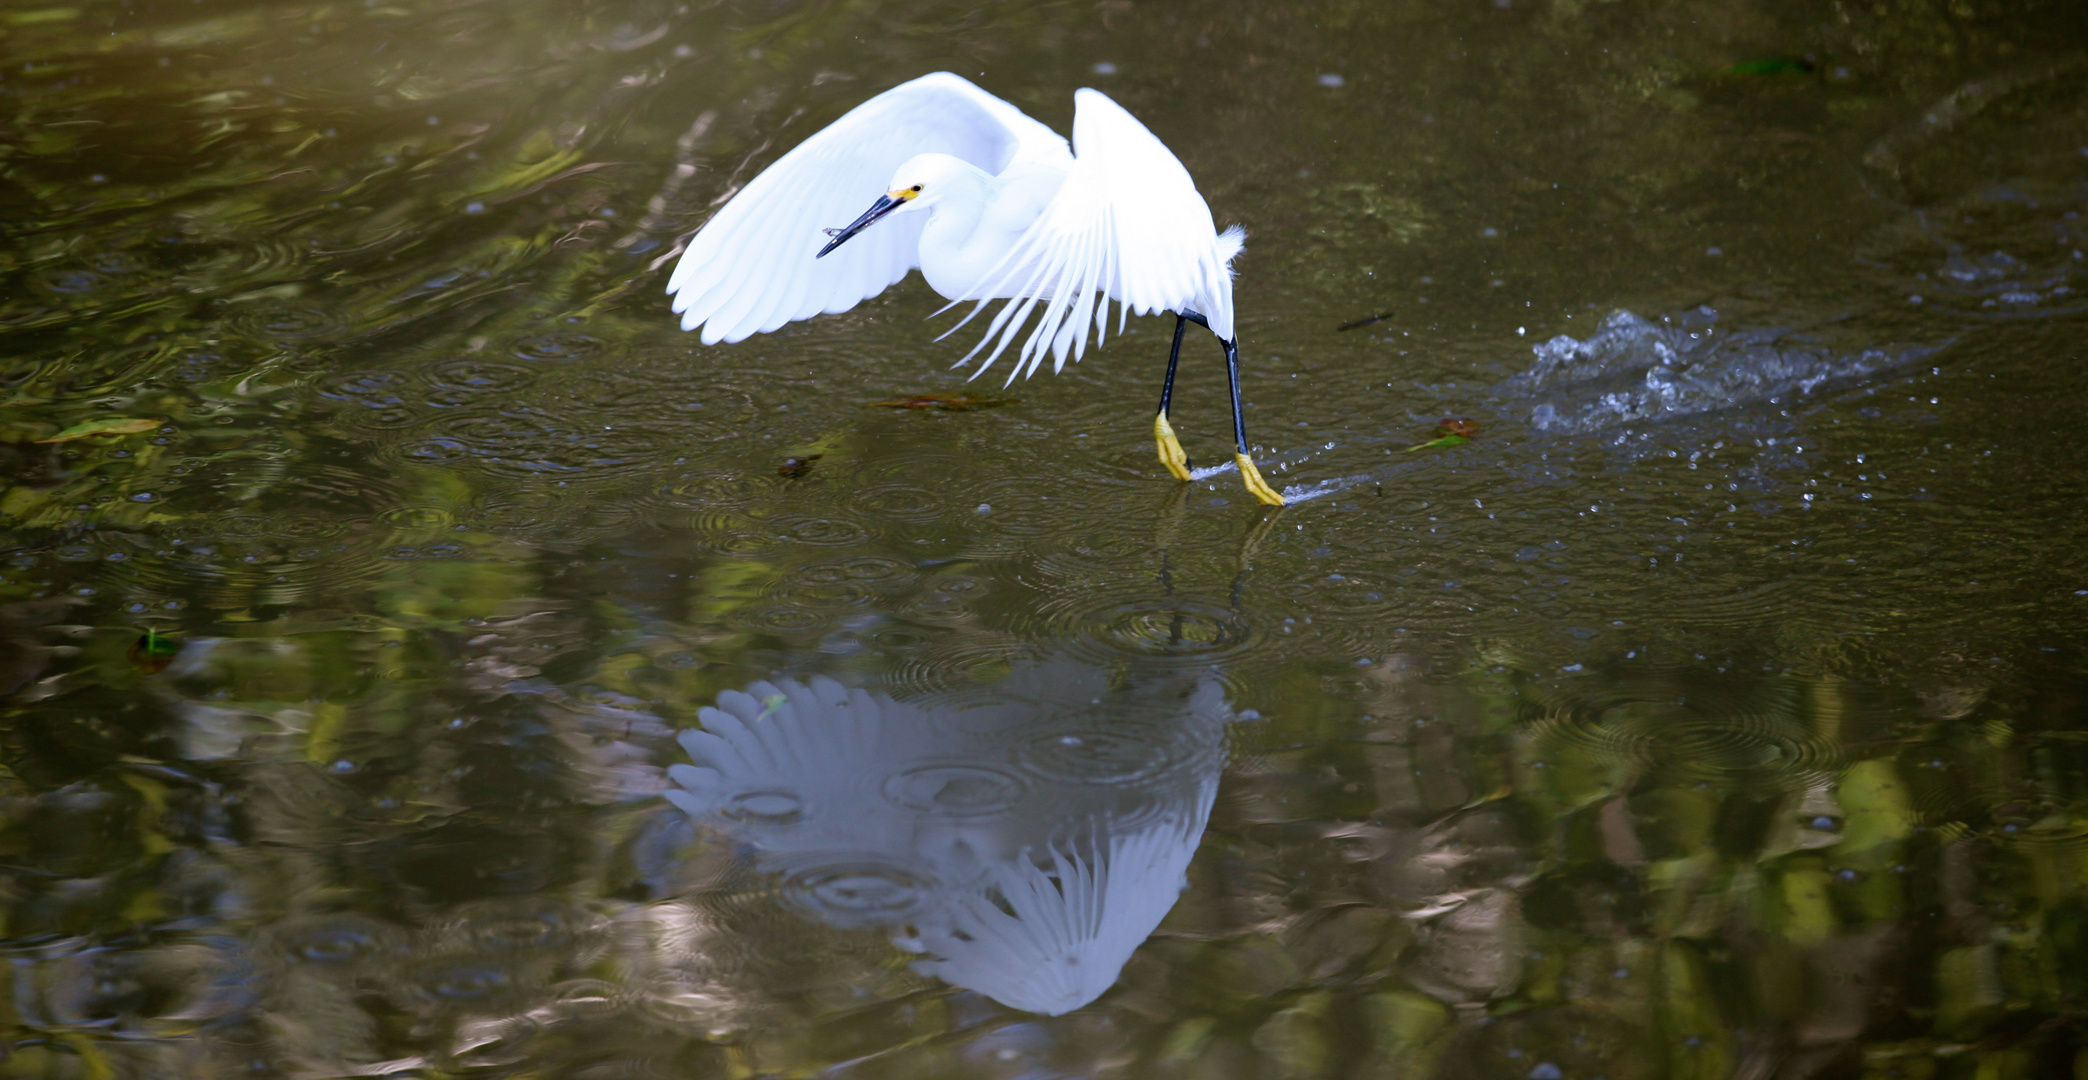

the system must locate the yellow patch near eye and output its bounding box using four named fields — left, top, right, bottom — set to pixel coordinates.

left=888, top=186, right=920, bottom=200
